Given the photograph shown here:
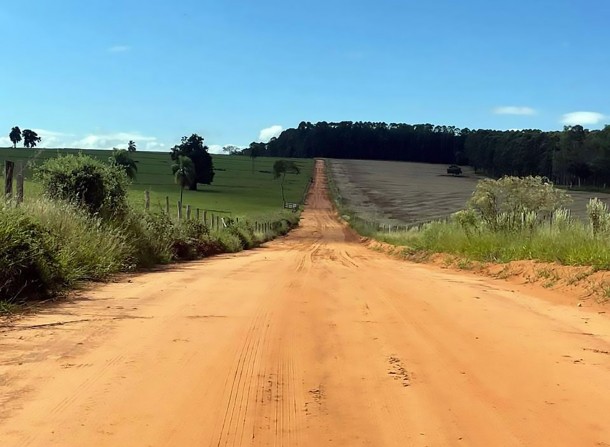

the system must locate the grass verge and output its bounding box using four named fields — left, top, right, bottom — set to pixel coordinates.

left=325, top=160, right=610, bottom=271
left=0, top=198, right=299, bottom=312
